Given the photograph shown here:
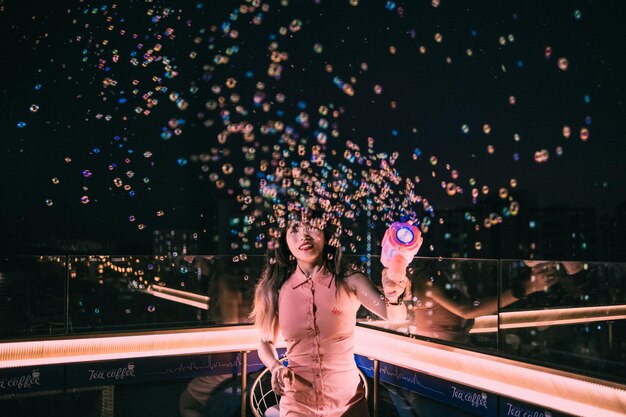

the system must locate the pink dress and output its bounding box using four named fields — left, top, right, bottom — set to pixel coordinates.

left=277, top=267, right=370, bottom=417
